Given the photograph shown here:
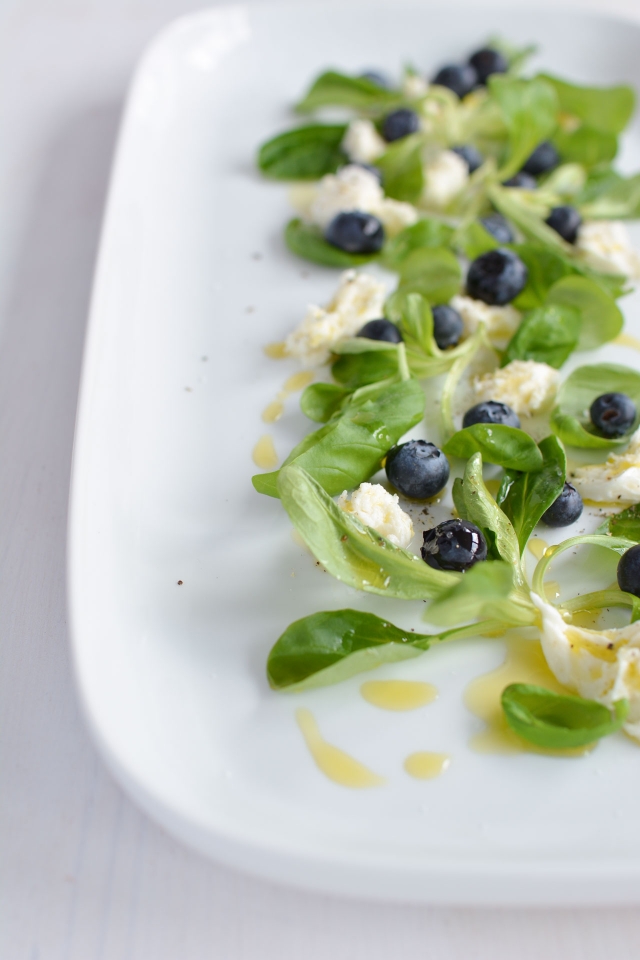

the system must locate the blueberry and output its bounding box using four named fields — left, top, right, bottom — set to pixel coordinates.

left=432, top=64, right=478, bottom=99
left=432, top=304, right=464, bottom=349
left=325, top=211, right=385, bottom=254
left=540, top=482, right=583, bottom=527
left=522, top=141, right=560, bottom=176
left=466, top=248, right=528, bottom=305
left=385, top=440, right=450, bottom=500
left=502, top=172, right=537, bottom=189
left=451, top=144, right=484, bottom=173
left=545, top=205, right=582, bottom=244
left=480, top=213, right=515, bottom=244
left=360, top=70, right=391, bottom=89
left=462, top=400, right=521, bottom=429
left=590, top=392, right=637, bottom=438
left=421, top=518, right=487, bottom=572
left=381, top=108, right=420, bottom=142
left=357, top=318, right=403, bottom=343
left=617, top=544, right=640, bottom=597
left=468, top=47, right=508, bottom=84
